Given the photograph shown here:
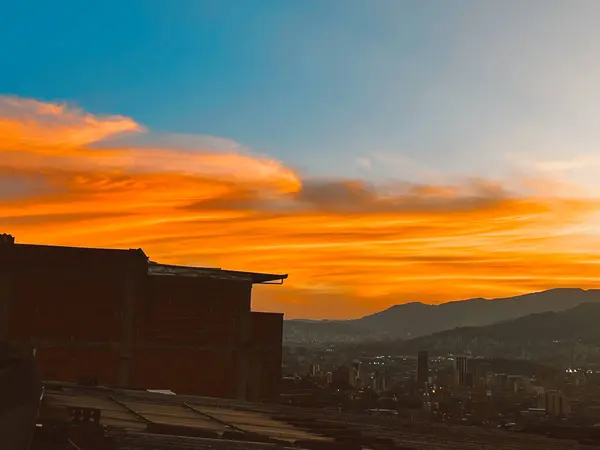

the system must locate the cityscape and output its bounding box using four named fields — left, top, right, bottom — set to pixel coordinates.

left=281, top=346, right=594, bottom=428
